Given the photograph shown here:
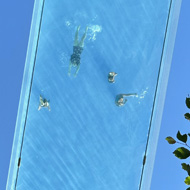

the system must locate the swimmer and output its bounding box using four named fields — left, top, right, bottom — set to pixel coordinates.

left=108, top=72, right=117, bottom=83
left=38, top=95, right=50, bottom=111
left=115, top=93, right=137, bottom=107
left=68, top=26, right=88, bottom=77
